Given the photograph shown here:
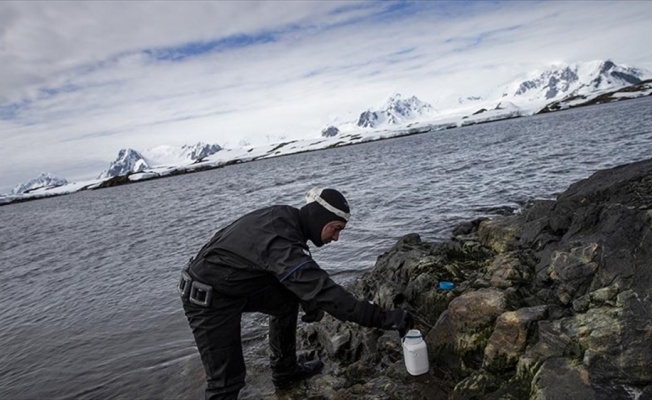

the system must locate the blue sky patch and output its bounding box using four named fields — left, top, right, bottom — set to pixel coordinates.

left=143, top=31, right=278, bottom=62
left=39, top=83, right=81, bottom=98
